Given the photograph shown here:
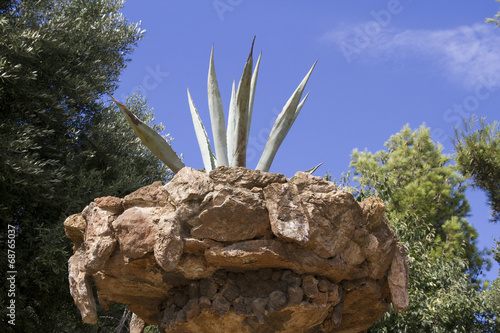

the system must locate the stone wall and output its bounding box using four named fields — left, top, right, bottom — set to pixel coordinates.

left=65, top=166, right=409, bottom=332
